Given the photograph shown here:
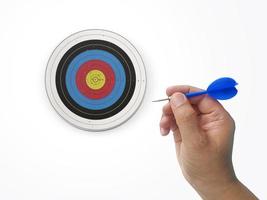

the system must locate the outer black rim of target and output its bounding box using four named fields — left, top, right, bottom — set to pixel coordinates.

left=55, top=40, right=136, bottom=120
